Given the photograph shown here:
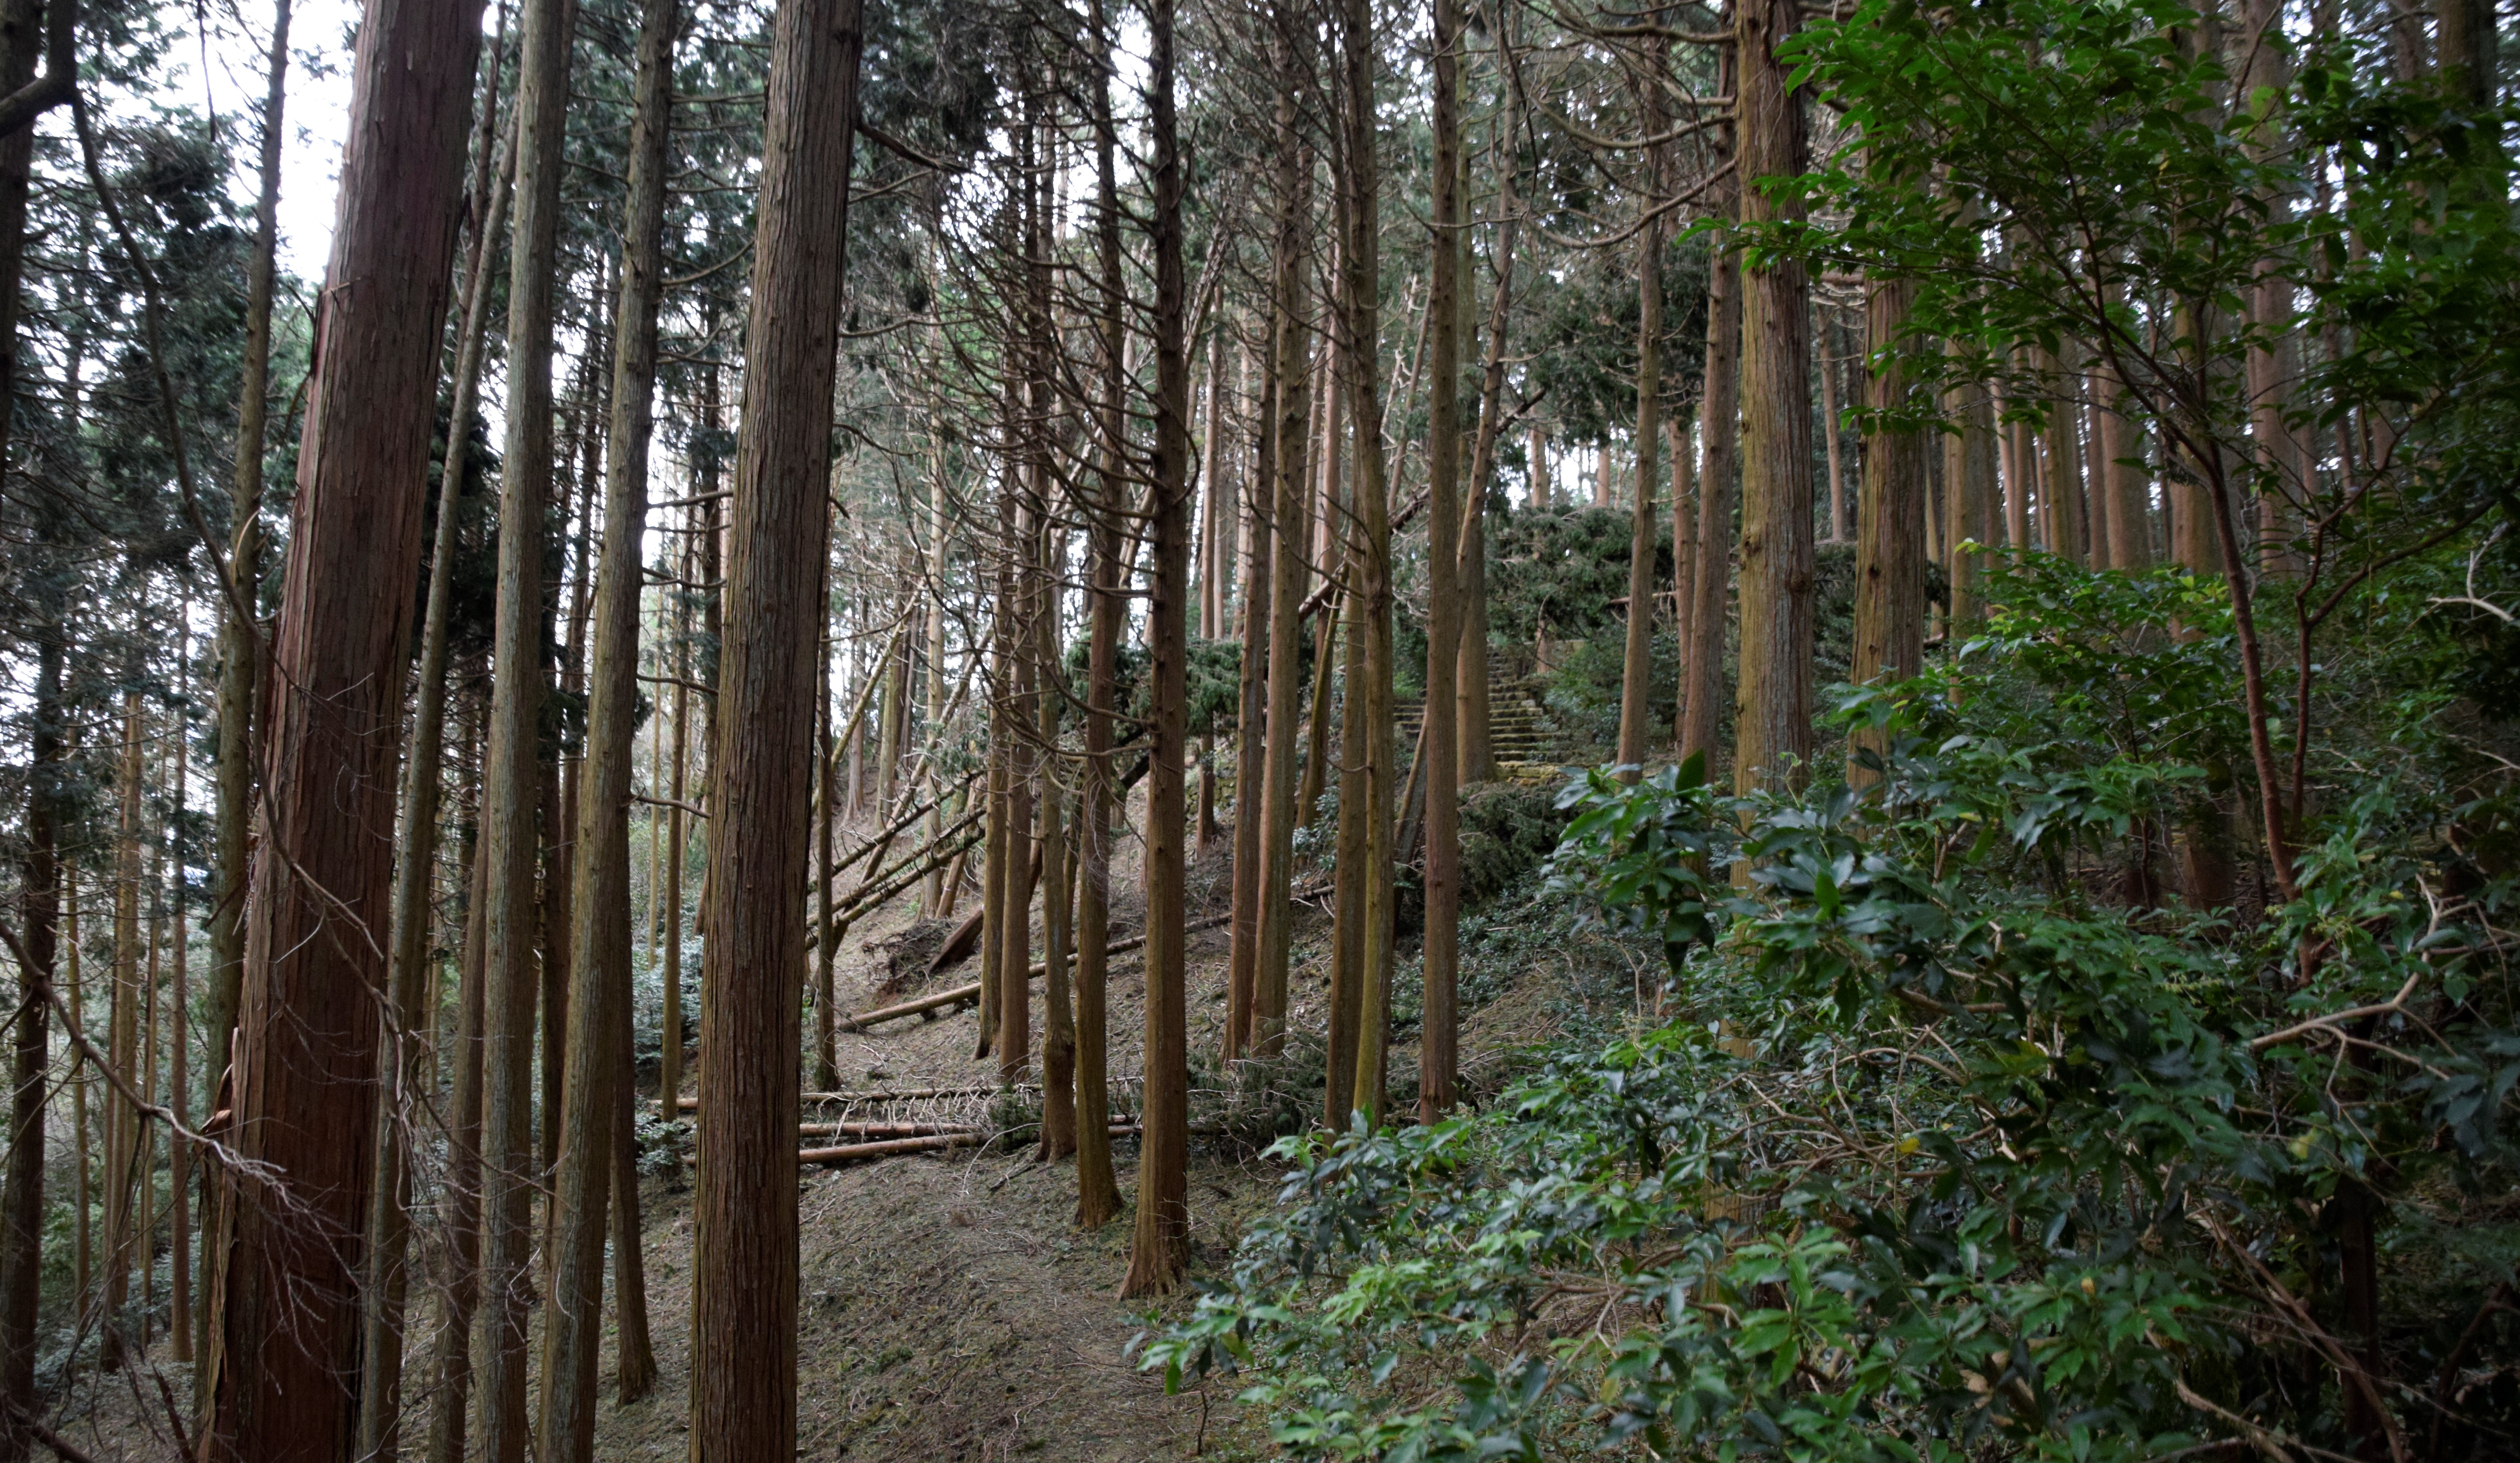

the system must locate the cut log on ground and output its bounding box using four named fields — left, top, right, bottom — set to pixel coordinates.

left=925, top=908, right=985, bottom=977
left=848, top=883, right=1328, bottom=1033
left=796, top=1121, right=977, bottom=1138
left=797, top=1132, right=979, bottom=1164
left=673, top=1080, right=1144, bottom=1114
